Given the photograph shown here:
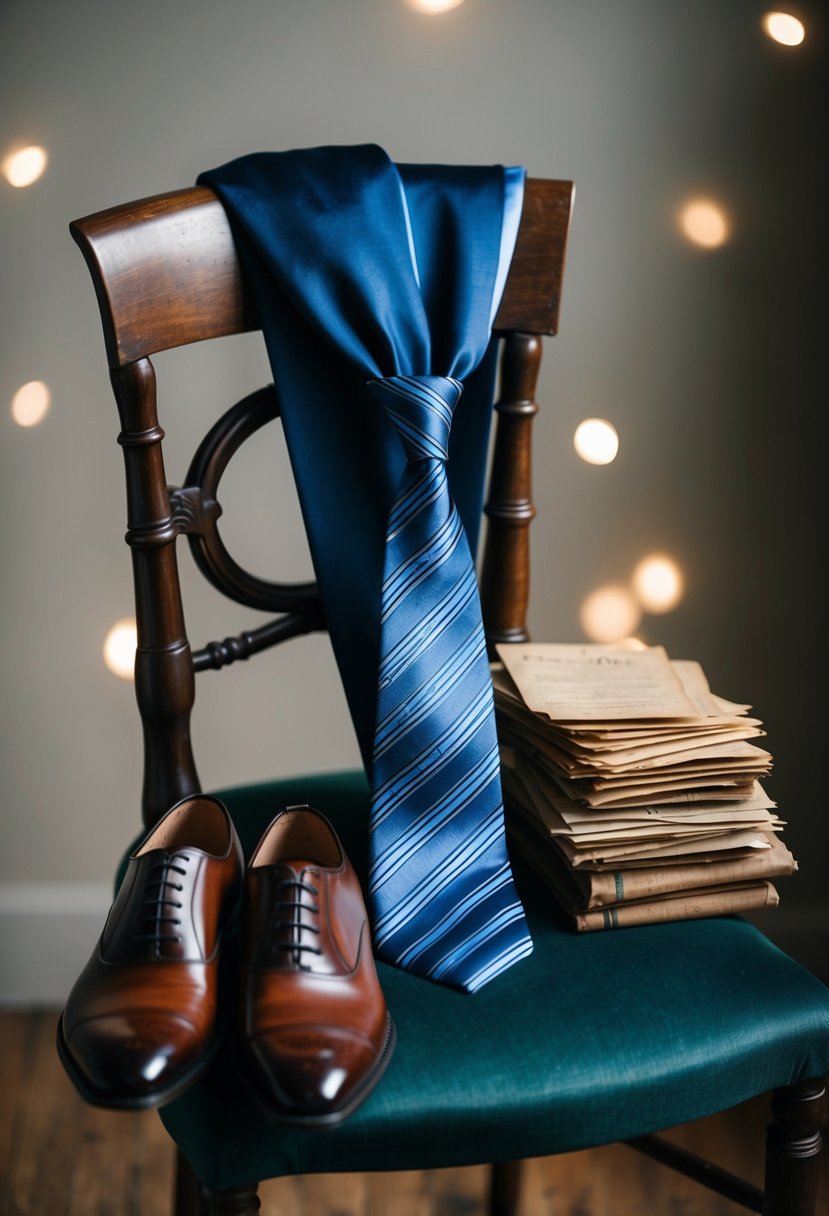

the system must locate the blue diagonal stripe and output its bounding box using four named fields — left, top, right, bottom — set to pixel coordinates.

left=380, top=505, right=464, bottom=622
left=464, top=935, right=536, bottom=993
left=369, top=743, right=502, bottom=893
left=378, top=565, right=479, bottom=690
left=387, top=464, right=444, bottom=539
left=374, top=806, right=506, bottom=946
left=373, top=621, right=486, bottom=759
left=372, top=676, right=494, bottom=822
left=369, top=373, right=532, bottom=992
left=429, top=902, right=527, bottom=981
left=393, top=861, right=513, bottom=967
